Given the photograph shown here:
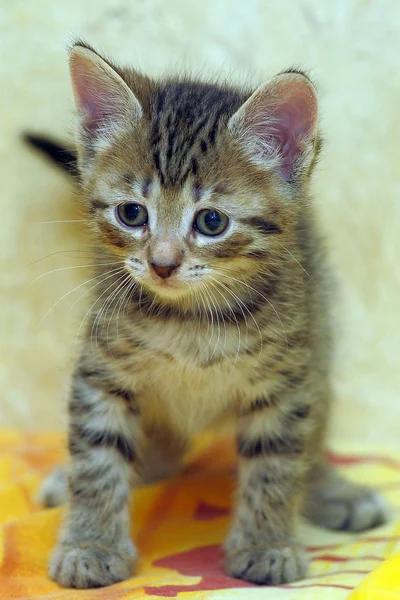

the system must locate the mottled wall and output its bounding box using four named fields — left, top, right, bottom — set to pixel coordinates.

left=1, top=1, right=399, bottom=446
